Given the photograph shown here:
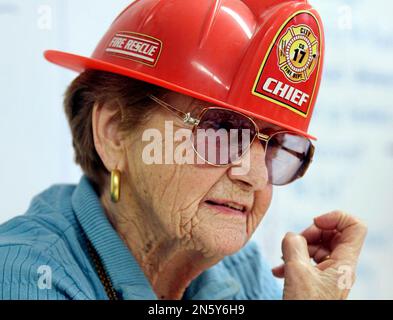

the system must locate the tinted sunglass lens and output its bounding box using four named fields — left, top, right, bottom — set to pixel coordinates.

left=265, top=132, right=312, bottom=185
left=192, top=109, right=256, bottom=165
